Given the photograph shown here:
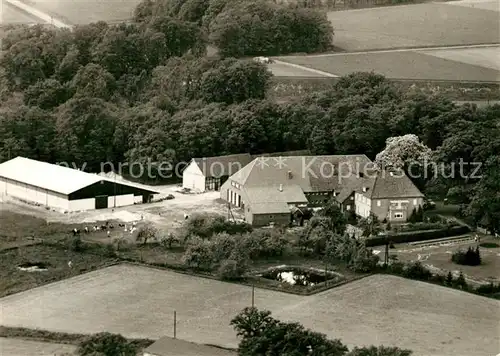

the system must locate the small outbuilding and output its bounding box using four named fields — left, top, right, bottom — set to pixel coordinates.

left=143, top=336, right=236, bottom=356
left=0, top=157, right=158, bottom=212
left=182, top=153, right=253, bottom=192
